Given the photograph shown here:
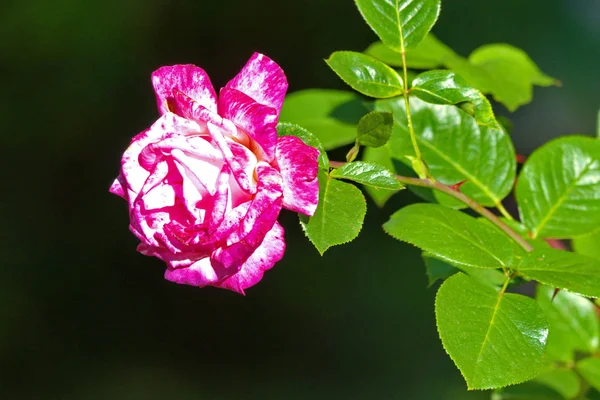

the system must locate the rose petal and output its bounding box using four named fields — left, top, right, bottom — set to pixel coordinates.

left=216, top=222, right=286, bottom=295
left=275, top=136, right=320, bottom=216
left=170, top=88, right=223, bottom=128
left=130, top=160, right=172, bottom=247
left=152, top=64, right=218, bottom=115
left=210, top=163, right=283, bottom=273
left=225, top=53, right=288, bottom=112
left=109, top=174, right=126, bottom=199
left=207, top=122, right=257, bottom=194
left=210, top=201, right=251, bottom=243
left=219, top=87, right=278, bottom=162
left=164, top=257, right=220, bottom=287
left=120, top=113, right=201, bottom=205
